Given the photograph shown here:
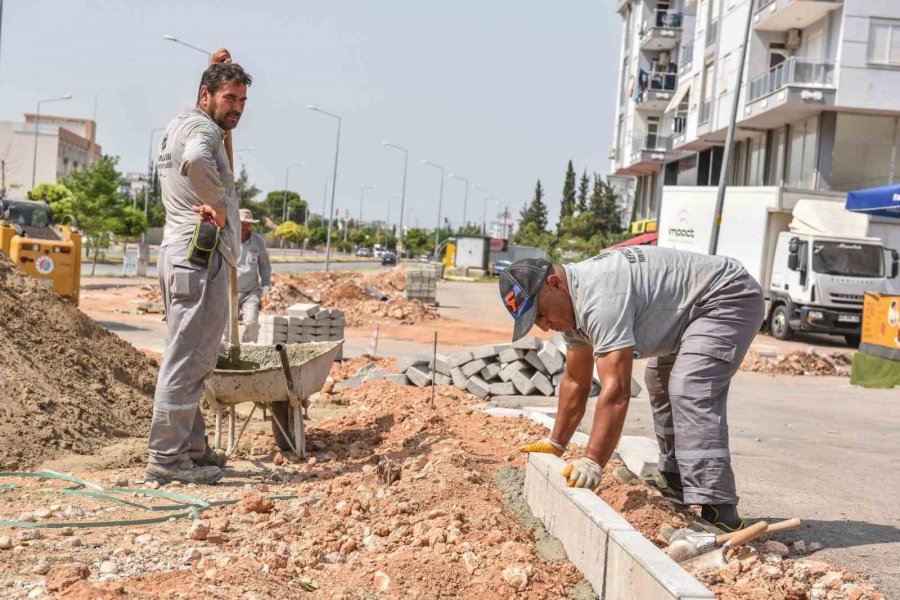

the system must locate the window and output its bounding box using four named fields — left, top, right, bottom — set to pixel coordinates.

left=719, top=53, right=732, bottom=94
left=868, top=19, right=900, bottom=66
left=785, top=116, right=819, bottom=189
